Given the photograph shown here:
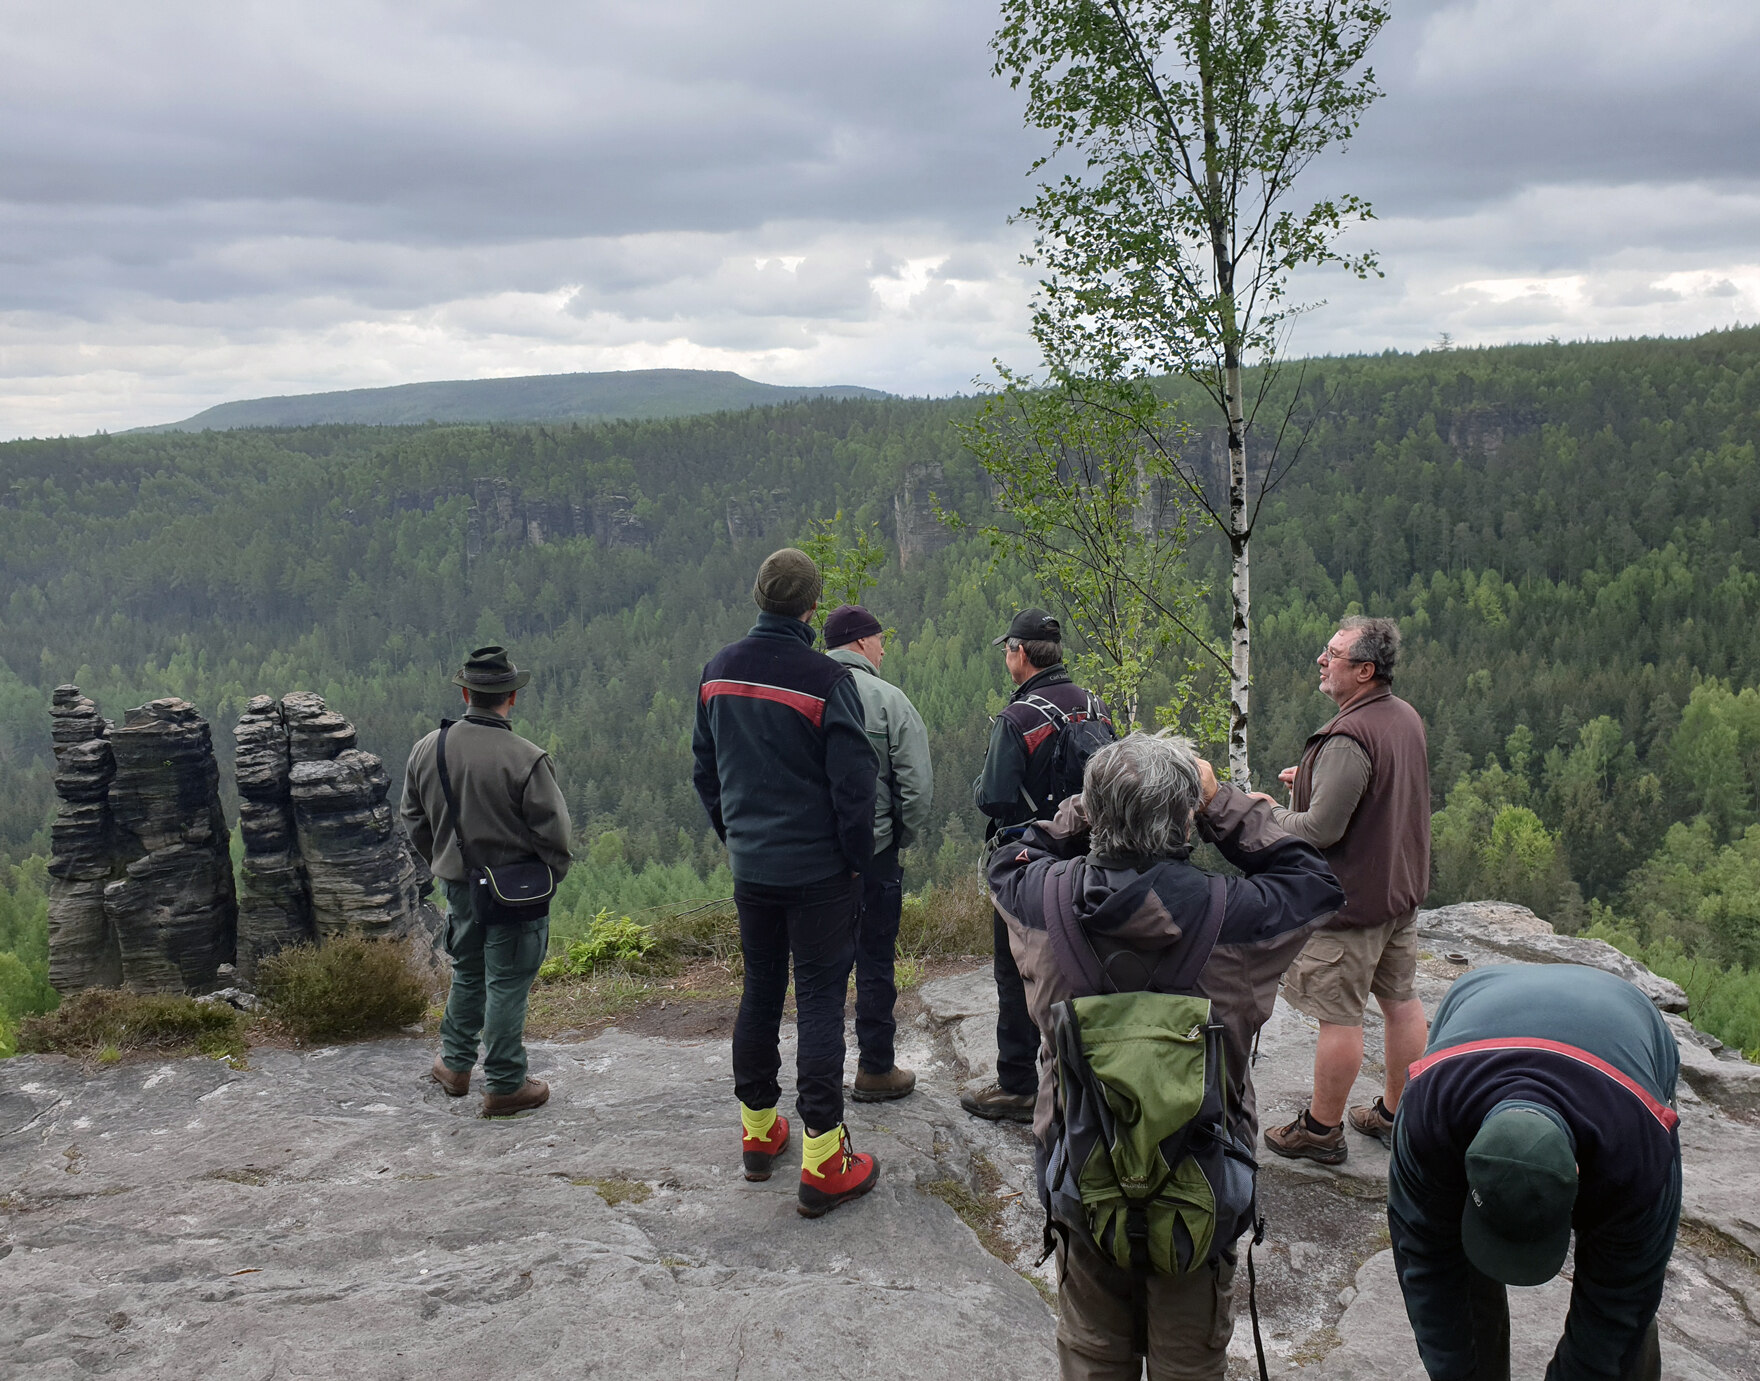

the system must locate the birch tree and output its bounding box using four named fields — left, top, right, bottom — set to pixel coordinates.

left=993, top=0, right=1388, bottom=783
